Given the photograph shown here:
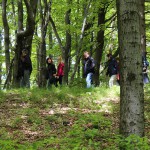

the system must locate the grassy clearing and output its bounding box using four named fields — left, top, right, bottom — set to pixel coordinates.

left=0, top=86, right=149, bottom=150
